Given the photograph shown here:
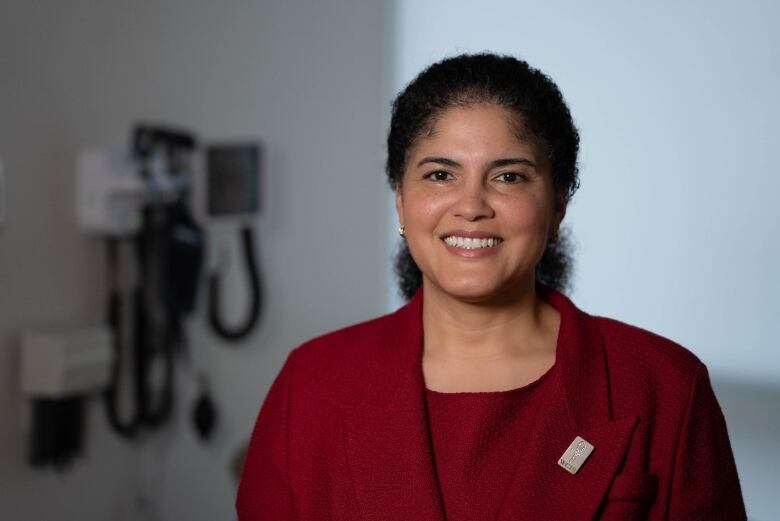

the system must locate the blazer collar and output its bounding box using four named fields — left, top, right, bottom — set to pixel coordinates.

left=338, top=286, right=638, bottom=521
